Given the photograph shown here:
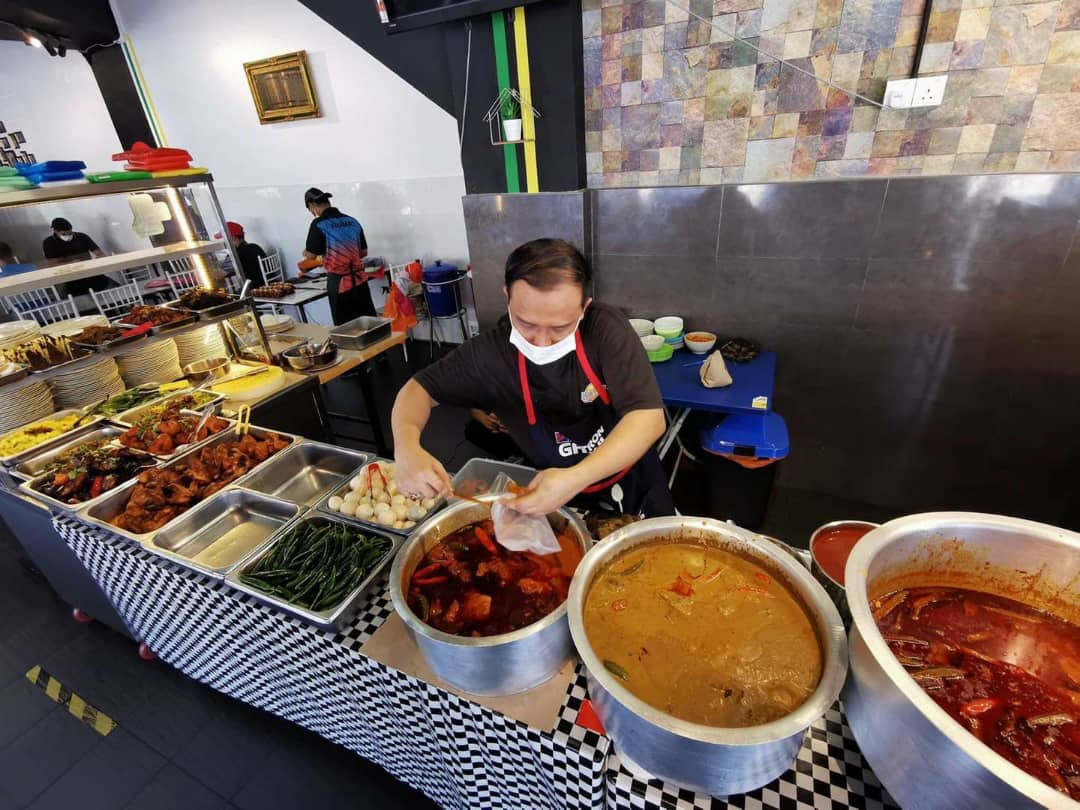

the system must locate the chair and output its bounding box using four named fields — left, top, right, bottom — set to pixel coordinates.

left=166, top=261, right=202, bottom=298
left=22, top=295, right=79, bottom=327
left=4, top=286, right=61, bottom=314
left=90, top=281, right=144, bottom=322
left=258, top=251, right=284, bottom=286
left=122, top=265, right=153, bottom=284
